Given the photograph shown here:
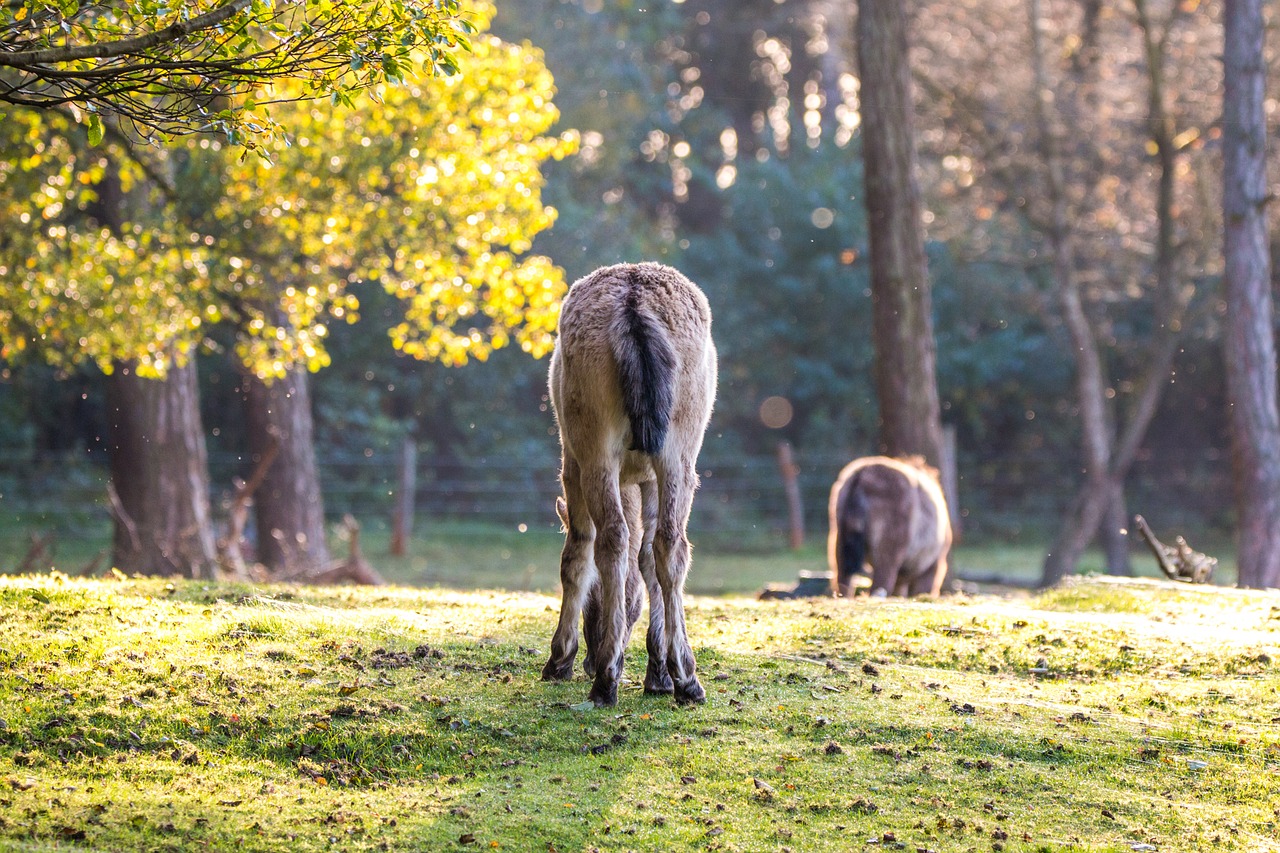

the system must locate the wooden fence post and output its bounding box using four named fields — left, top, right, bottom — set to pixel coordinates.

left=940, top=424, right=962, bottom=543
left=390, top=436, right=417, bottom=556
left=776, top=440, right=805, bottom=550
